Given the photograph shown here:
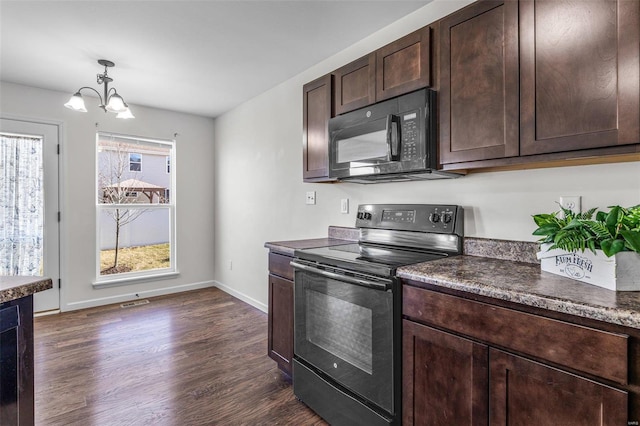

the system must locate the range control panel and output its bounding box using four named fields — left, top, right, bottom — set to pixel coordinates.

left=355, top=204, right=463, bottom=236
